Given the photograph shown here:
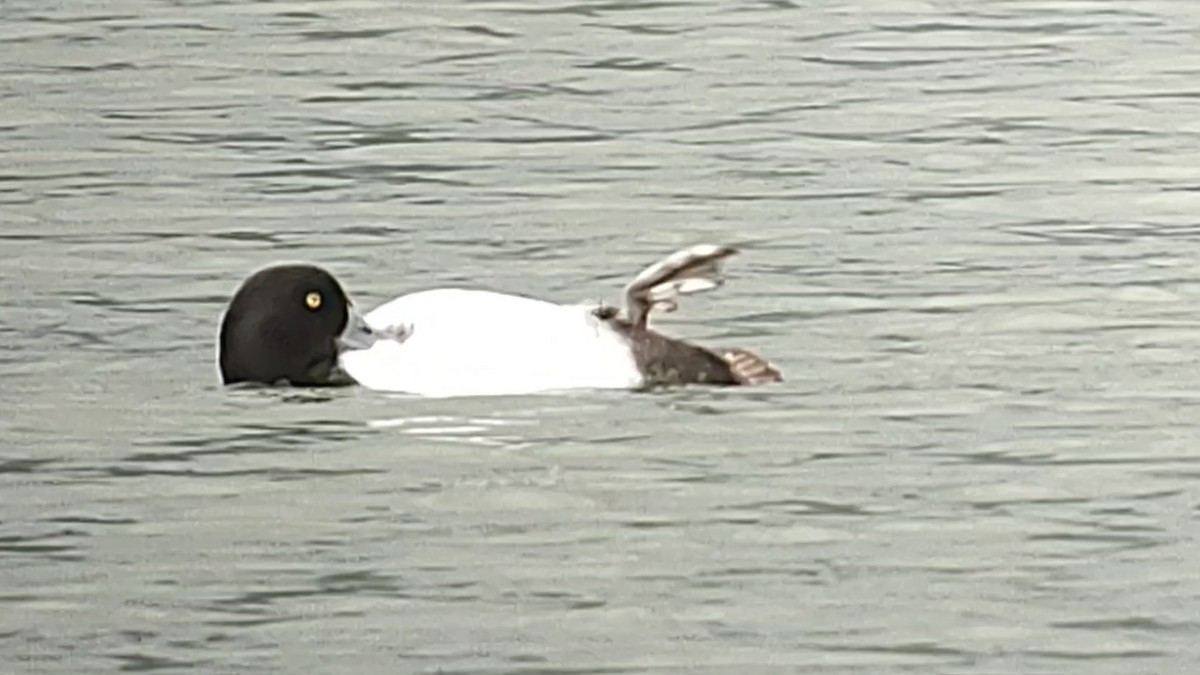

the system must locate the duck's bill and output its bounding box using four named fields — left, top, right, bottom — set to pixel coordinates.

left=337, top=305, right=378, bottom=353
left=310, top=307, right=374, bottom=387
